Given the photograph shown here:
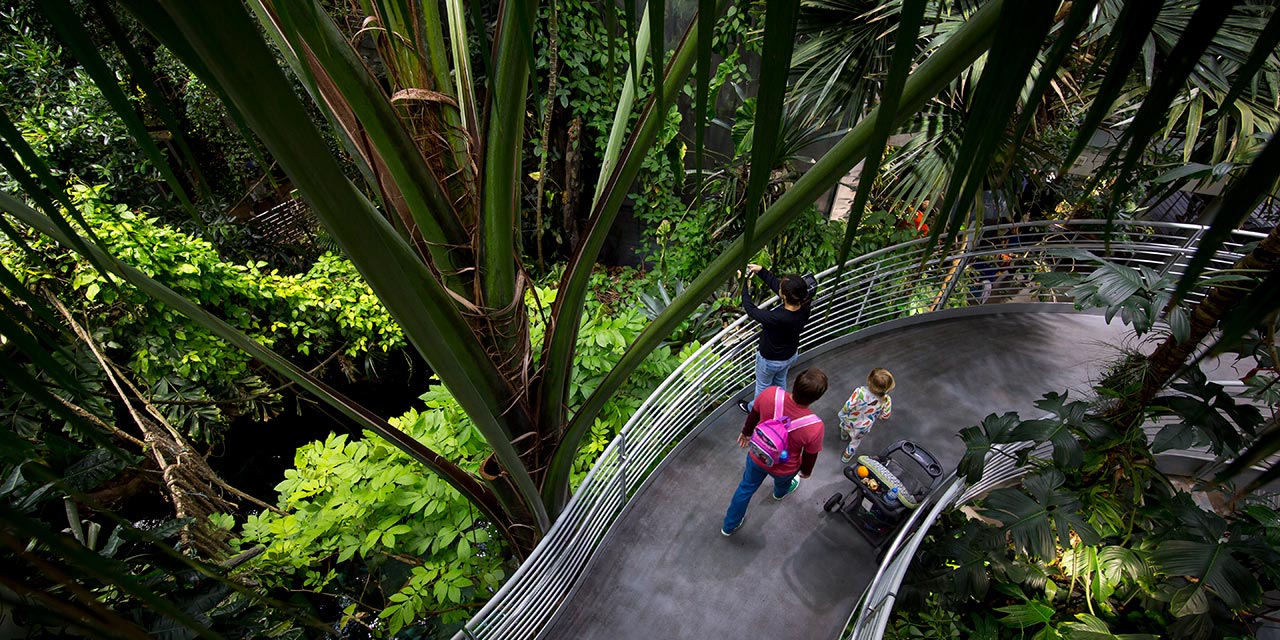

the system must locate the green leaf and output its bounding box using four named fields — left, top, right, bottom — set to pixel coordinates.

left=983, top=469, right=1098, bottom=559
left=1151, top=424, right=1197, bottom=453
left=1154, top=163, right=1212, bottom=183
left=337, top=544, right=357, bottom=563
left=63, top=449, right=128, bottom=493
left=1152, top=539, right=1260, bottom=610
left=995, top=601, right=1055, bottom=628
left=957, top=425, right=993, bottom=483
left=1010, top=417, right=1083, bottom=471
left=1088, top=263, right=1144, bottom=307
left=39, top=0, right=201, bottom=226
